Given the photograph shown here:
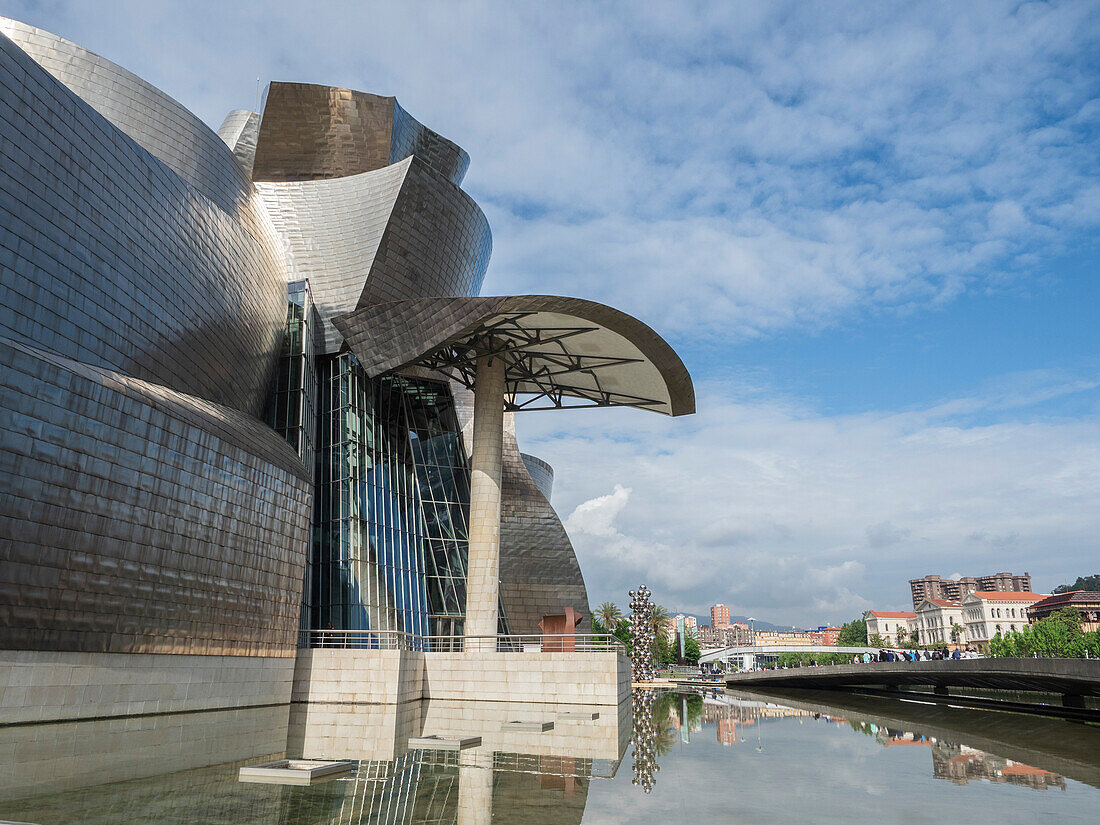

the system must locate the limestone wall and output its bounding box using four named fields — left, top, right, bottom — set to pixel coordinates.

left=289, top=648, right=629, bottom=709
left=0, top=651, right=294, bottom=724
